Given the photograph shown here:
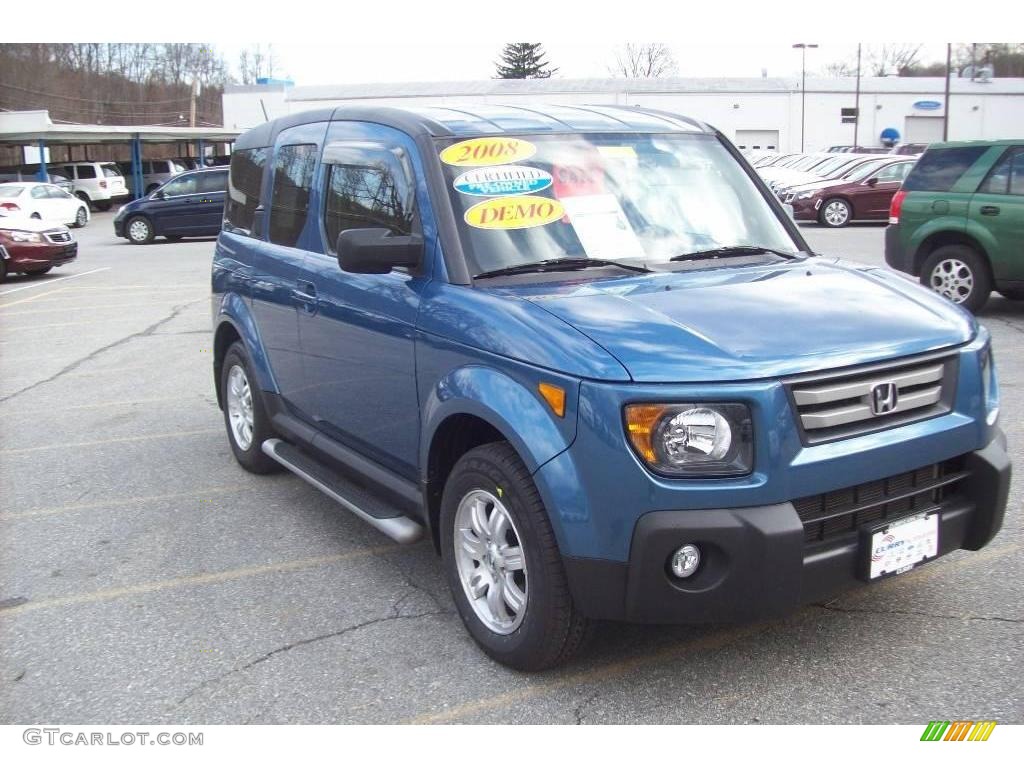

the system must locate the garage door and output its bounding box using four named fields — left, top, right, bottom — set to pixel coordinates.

left=735, top=130, right=779, bottom=150
left=904, top=116, right=944, bottom=144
